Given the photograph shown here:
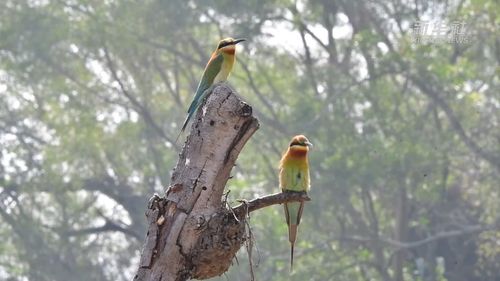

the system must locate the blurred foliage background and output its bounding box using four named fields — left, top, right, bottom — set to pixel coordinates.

left=0, top=0, right=499, bottom=280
